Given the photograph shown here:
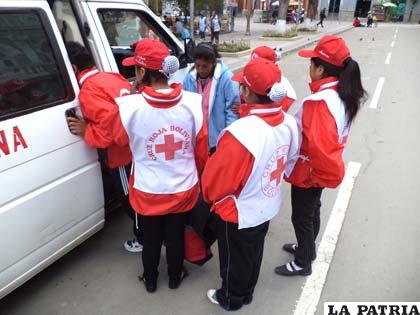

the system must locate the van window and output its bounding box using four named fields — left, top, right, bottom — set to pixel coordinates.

left=97, top=9, right=180, bottom=79
left=0, top=10, right=74, bottom=121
